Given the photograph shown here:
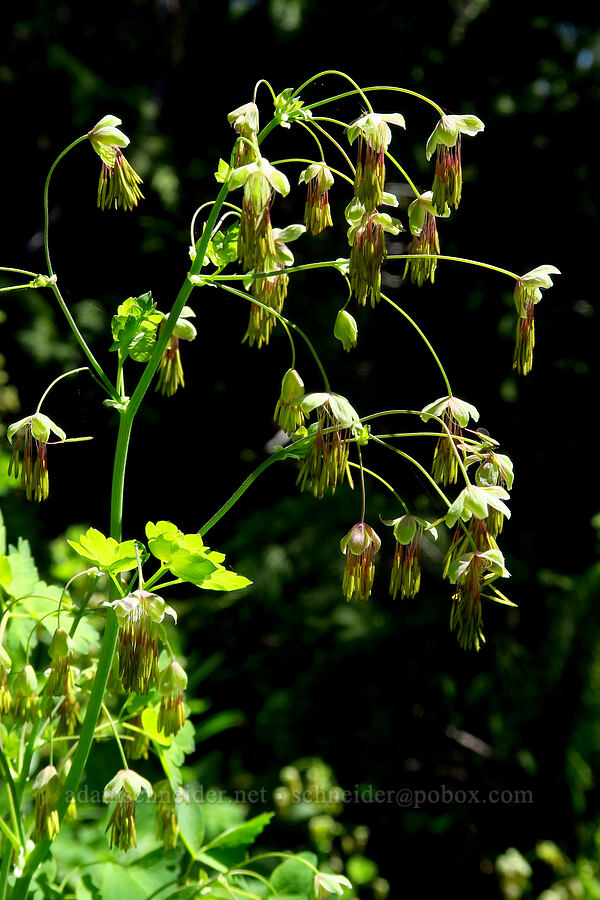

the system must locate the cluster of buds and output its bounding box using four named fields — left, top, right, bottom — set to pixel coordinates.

left=45, top=627, right=75, bottom=698
left=107, top=589, right=177, bottom=695
left=346, top=200, right=402, bottom=307
left=156, top=307, right=197, bottom=396
left=88, top=115, right=144, bottom=212
left=158, top=661, right=187, bottom=737
left=227, top=101, right=259, bottom=168
left=104, top=769, right=153, bottom=852
left=340, top=523, right=381, bottom=602
left=512, top=266, right=560, bottom=375
left=425, top=114, right=484, bottom=215
left=32, top=766, right=60, bottom=841
left=385, top=515, right=437, bottom=600
left=0, top=646, right=12, bottom=715
left=296, top=393, right=358, bottom=499
left=12, top=665, right=40, bottom=723
left=7, top=412, right=66, bottom=502
left=274, top=368, right=305, bottom=434
left=421, top=395, right=480, bottom=486
left=299, top=163, right=334, bottom=235
left=404, top=191, right=443, bottom=287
